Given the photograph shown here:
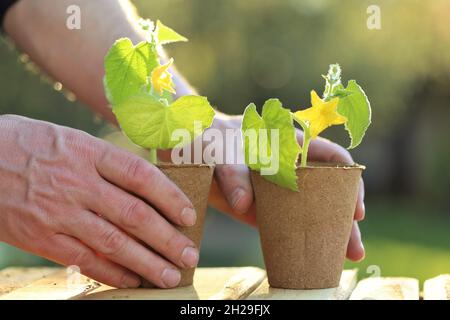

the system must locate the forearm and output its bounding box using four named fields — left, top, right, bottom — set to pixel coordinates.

left=4, top=0, right=195, bottom=123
